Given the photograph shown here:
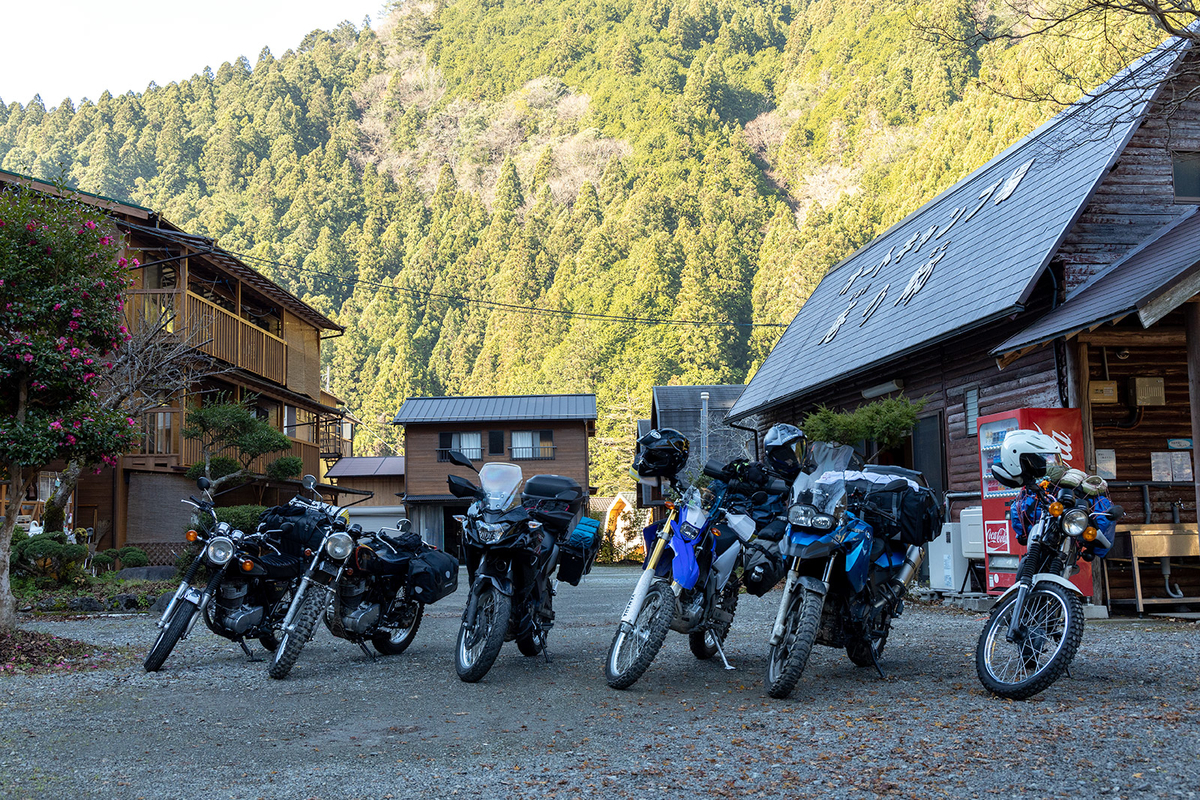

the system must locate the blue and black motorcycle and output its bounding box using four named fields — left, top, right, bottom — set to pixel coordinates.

left=764, top=443, right=935, bottom=699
